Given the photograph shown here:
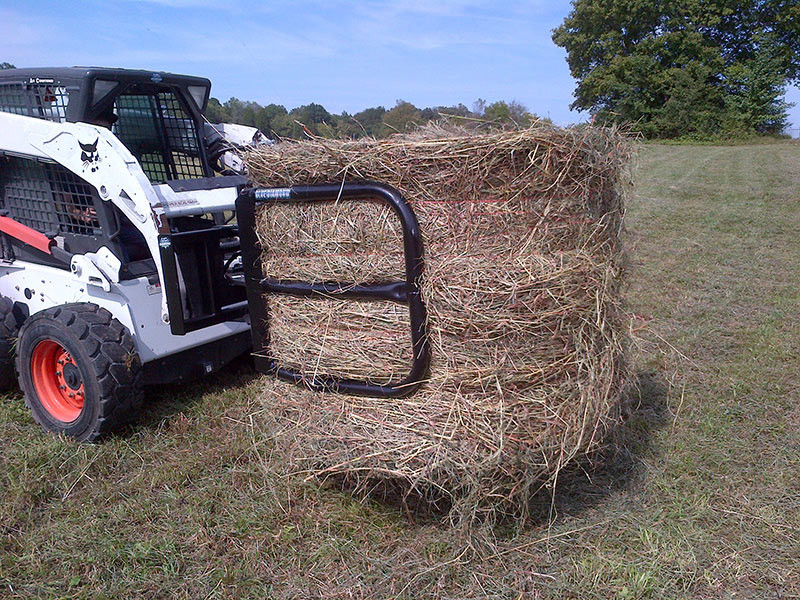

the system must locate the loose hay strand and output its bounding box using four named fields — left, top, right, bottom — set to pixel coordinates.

left=245, top=122, right=632, bottom=527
